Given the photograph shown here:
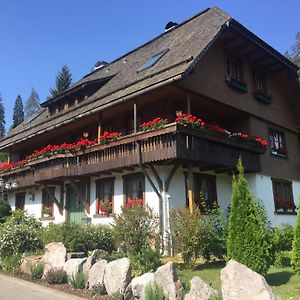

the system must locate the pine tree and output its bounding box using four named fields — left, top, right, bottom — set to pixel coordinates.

left=0, top=93, right=5, bottom=138
left=227, top=158, right=272, bottom=275
left=24, top=88, right=40, bottom=118
left=292, top=198, right=300, bottom=274
left=12, top=95, right=24, bottom=128
left=49, top=65, right=72, bottom=98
